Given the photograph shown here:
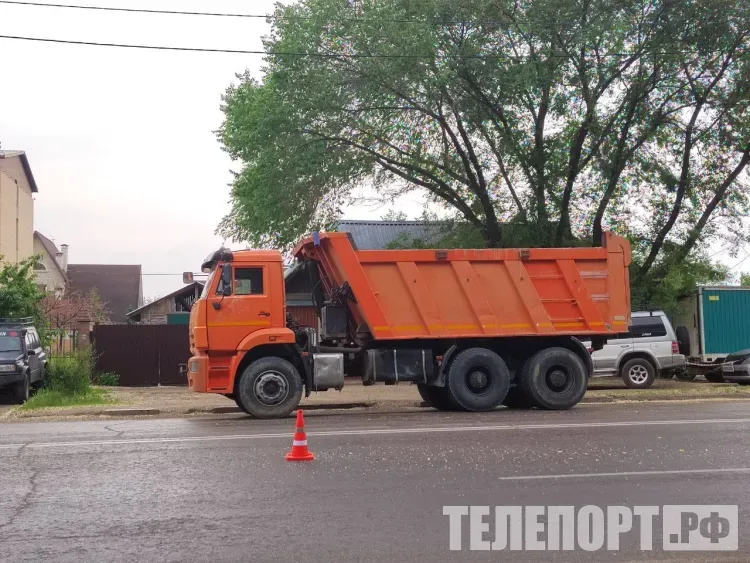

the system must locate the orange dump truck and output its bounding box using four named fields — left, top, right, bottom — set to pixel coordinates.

left=187, top=231, right=631, bottom=418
